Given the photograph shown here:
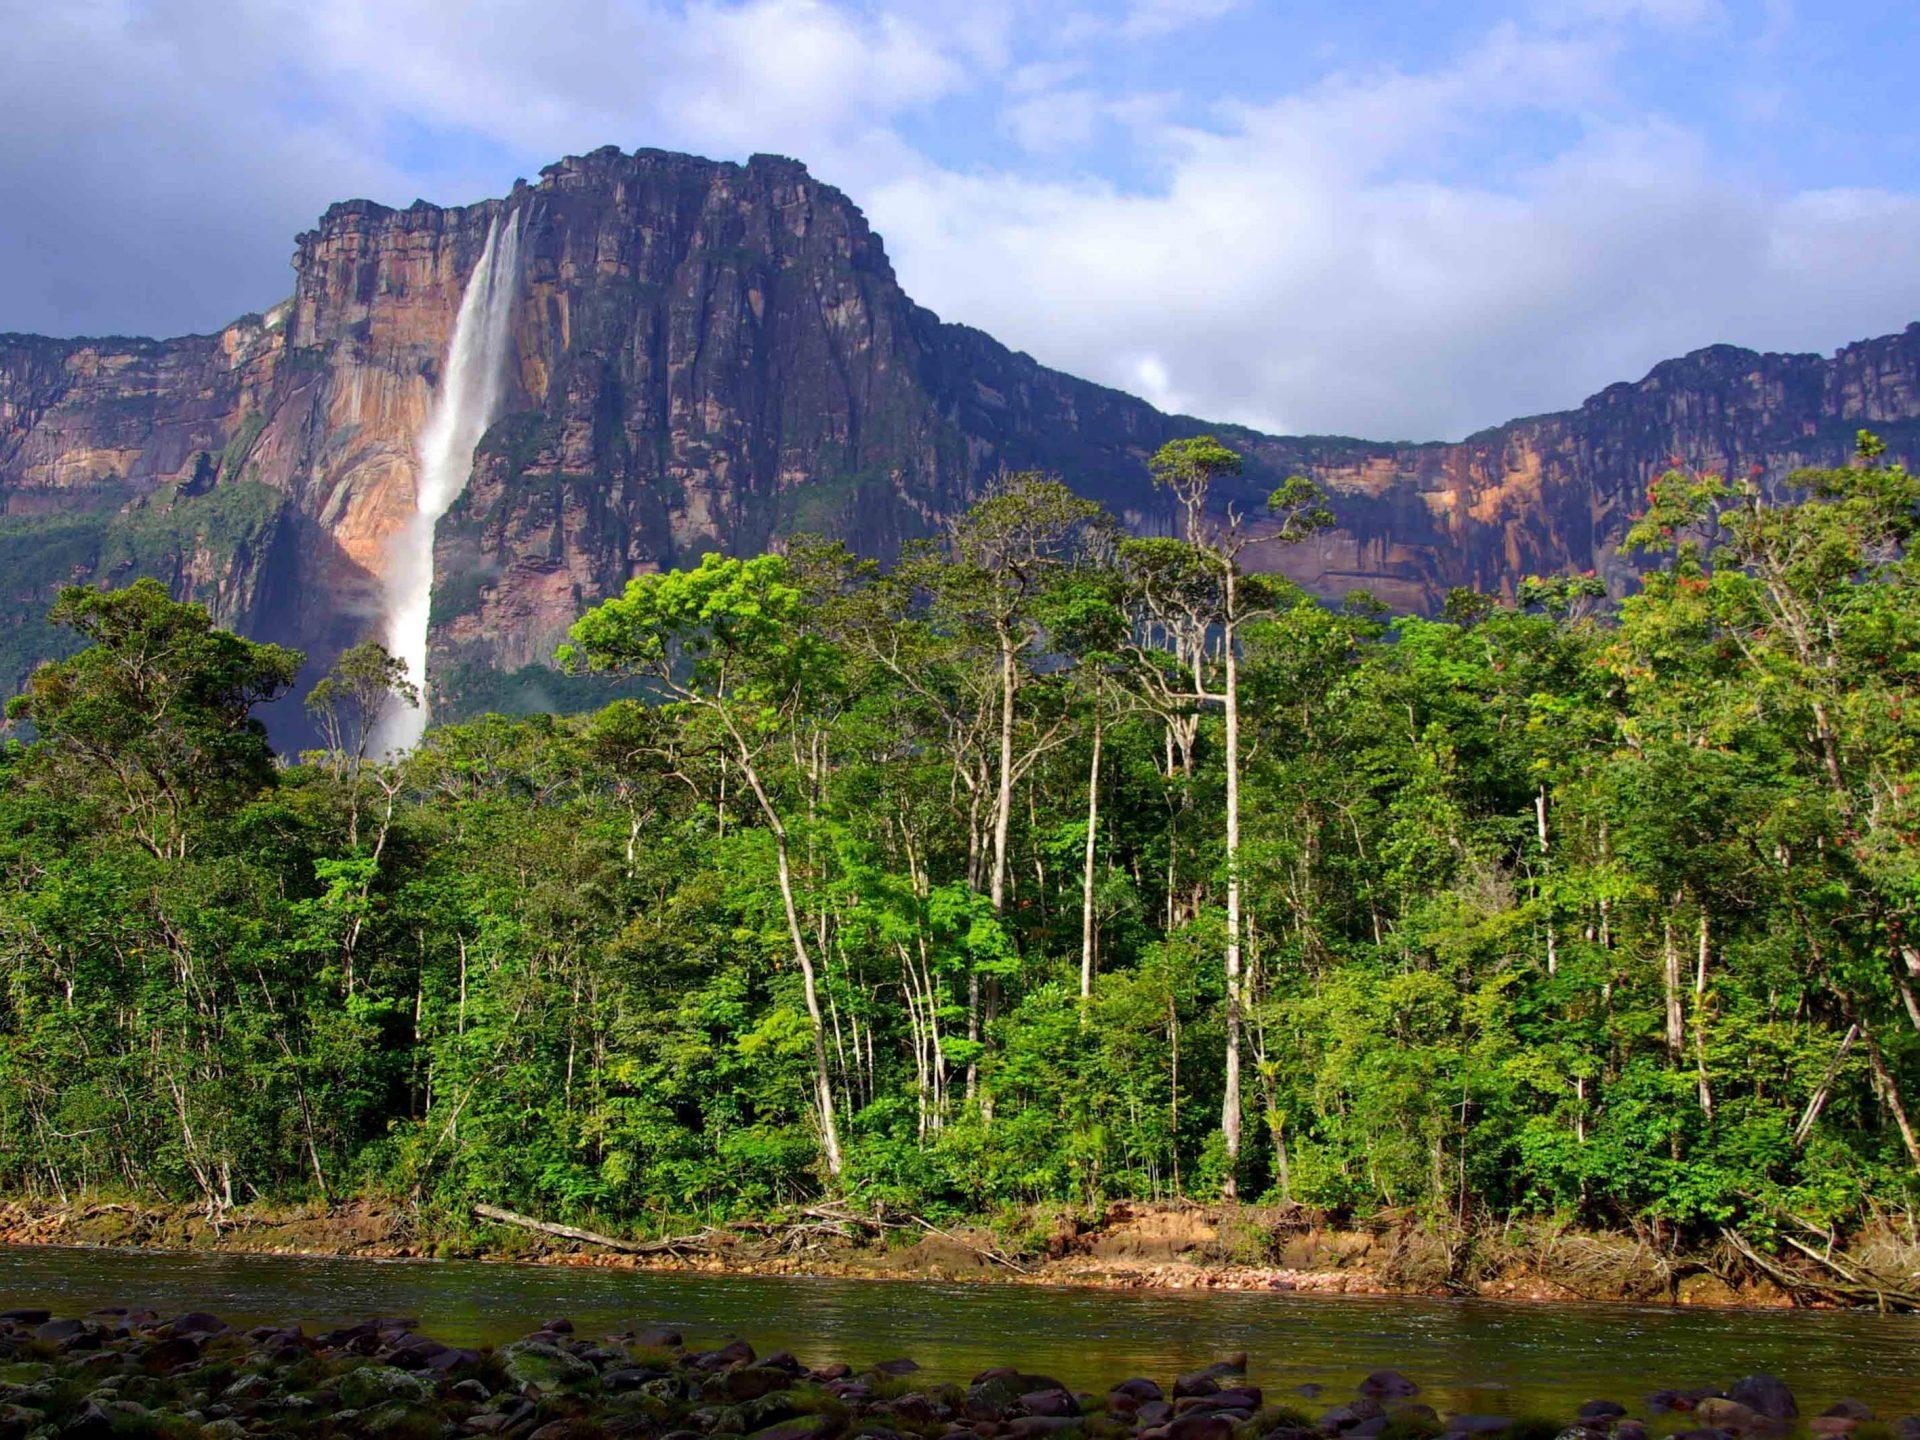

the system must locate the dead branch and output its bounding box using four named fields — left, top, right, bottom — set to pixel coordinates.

left=911, top=1215, right=1031, bottom=1274
left=472, top=1204, right=711, bottom=1255
left=1721, top=1227, right=1920, bottom=1312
